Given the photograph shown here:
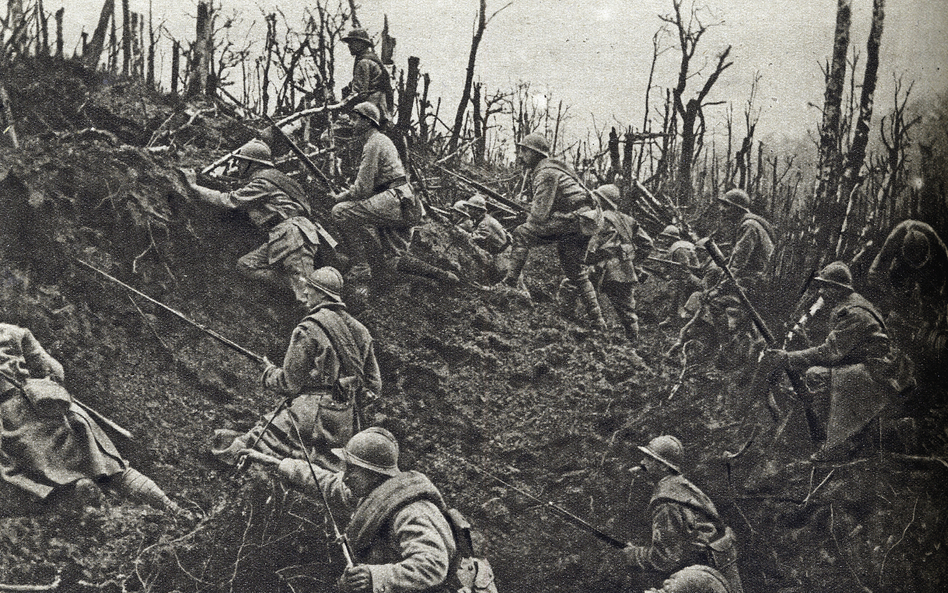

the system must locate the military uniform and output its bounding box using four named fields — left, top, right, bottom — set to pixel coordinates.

left=332, top=128, right=421, bottom=275
left=0, top=324, right=125, bottom=499
left=626, top=474, right=742, bottom=593
left=347, top=47, right=394, bottom=123
left=279, top=460, right=457, bottom=593
left=471, top=212, right=511, bottom=256
left=726, top=213, right=774, bottom=293
left=786, top=292, right=905, bottom=455
left=201, top=168, right=331, bottom=291
left=212, top=301, right=381, bottom=468
left=666, top=239, right=702, bottom=318
left=584, top=209, right=654, bottom=341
